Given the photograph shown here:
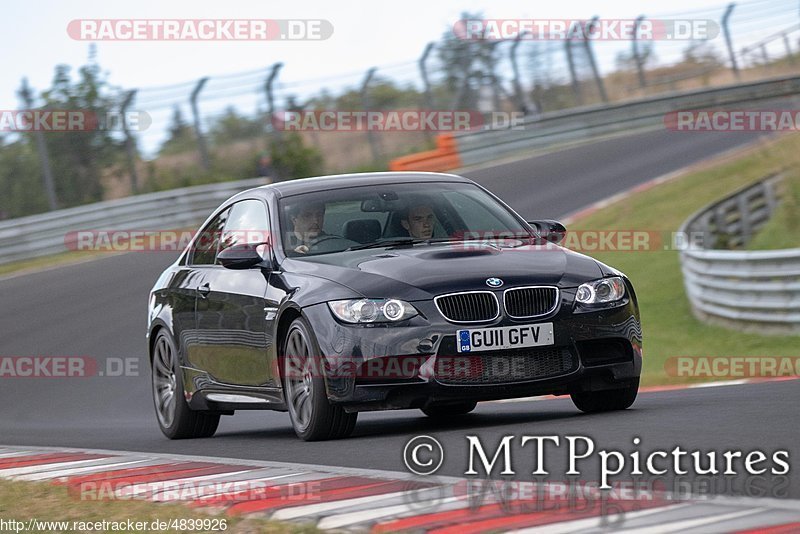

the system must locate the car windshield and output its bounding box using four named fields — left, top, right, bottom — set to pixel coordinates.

left=278, top=182, right=532, bottom=257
